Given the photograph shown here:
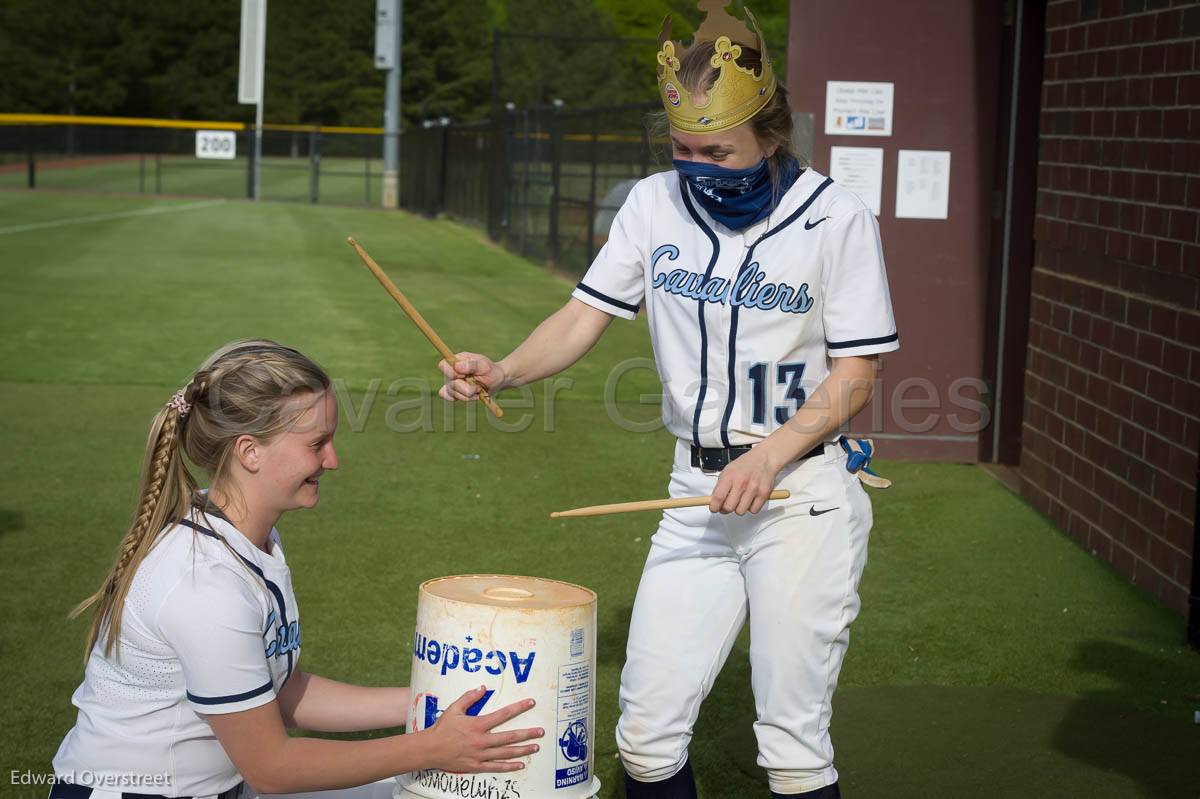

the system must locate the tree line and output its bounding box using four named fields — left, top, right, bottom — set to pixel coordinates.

left=0, top=0, right=787, bottom=127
